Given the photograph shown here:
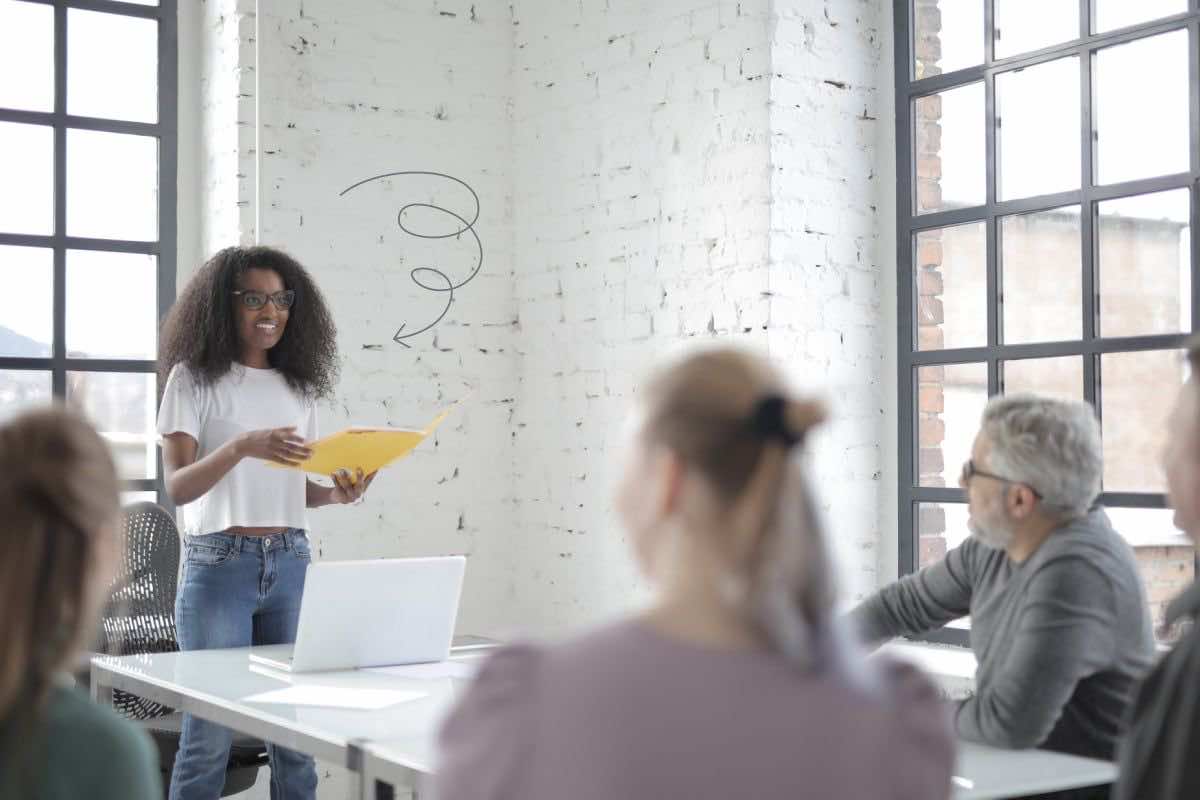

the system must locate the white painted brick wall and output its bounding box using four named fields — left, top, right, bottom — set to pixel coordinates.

left=198, top=0, right=257, bottom=260
left=508, top=0, right=775, bottom=630
left=181, top=7, right=895, bottom=794
left=767, top=0, right=889, bottom=601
